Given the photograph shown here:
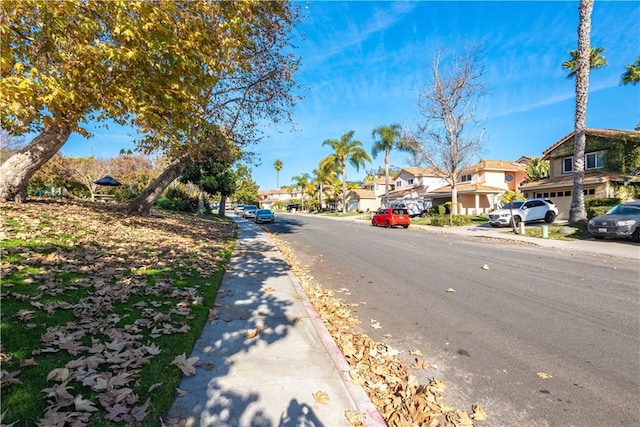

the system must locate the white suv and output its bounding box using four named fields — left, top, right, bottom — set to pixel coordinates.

left=488, top=198, right=558, bottom=227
